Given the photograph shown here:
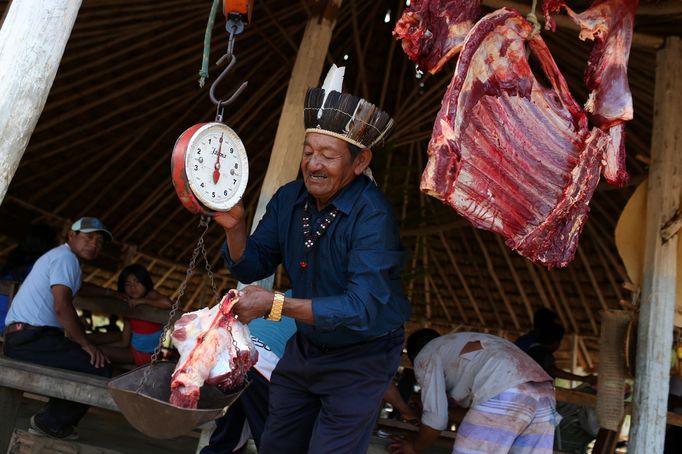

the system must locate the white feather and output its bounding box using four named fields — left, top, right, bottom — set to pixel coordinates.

left=318, top=64, right=345, bottom=119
